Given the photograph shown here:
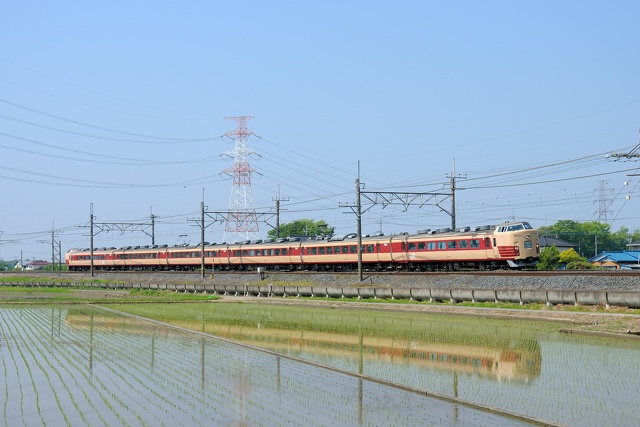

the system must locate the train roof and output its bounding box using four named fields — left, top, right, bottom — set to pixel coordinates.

left=66, top=221, right=534, bottom=253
